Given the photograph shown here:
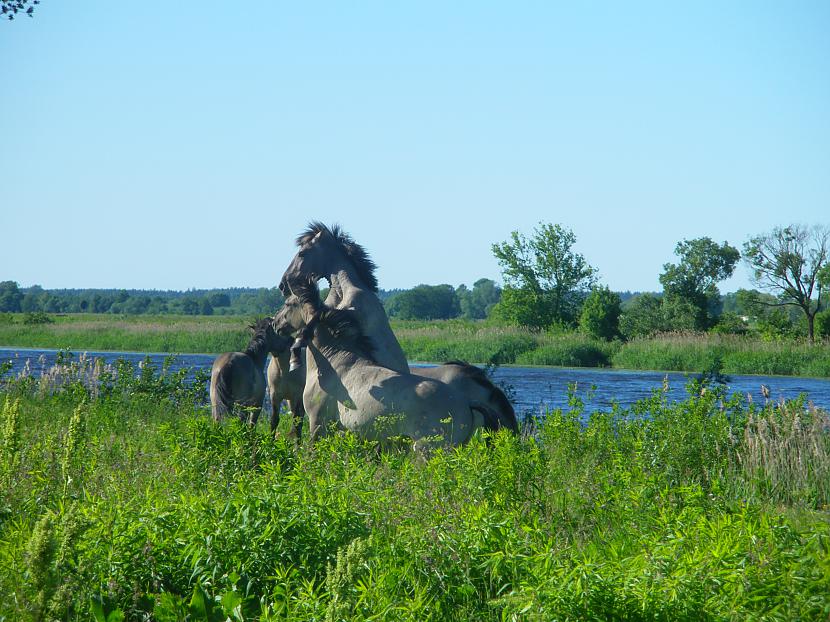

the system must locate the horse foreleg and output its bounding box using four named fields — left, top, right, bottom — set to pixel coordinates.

left=269, top=396, right=281, bottom=436
left=287, top=398, right=304, bottom=442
